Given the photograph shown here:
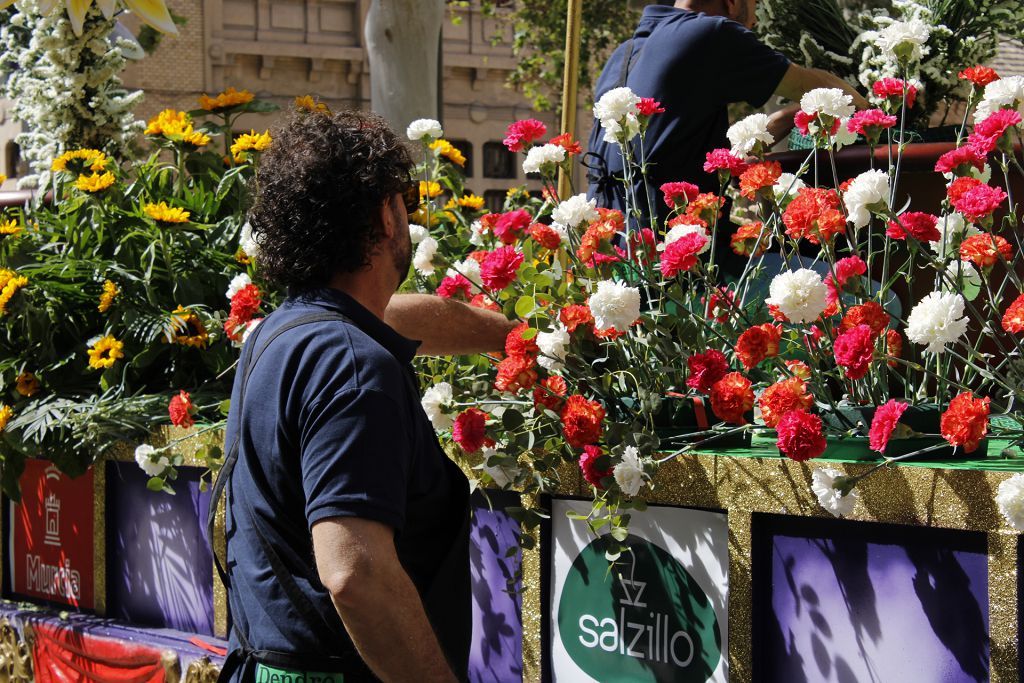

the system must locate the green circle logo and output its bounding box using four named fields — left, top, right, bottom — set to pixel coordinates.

left=557, top=534, right=722, bottom=682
